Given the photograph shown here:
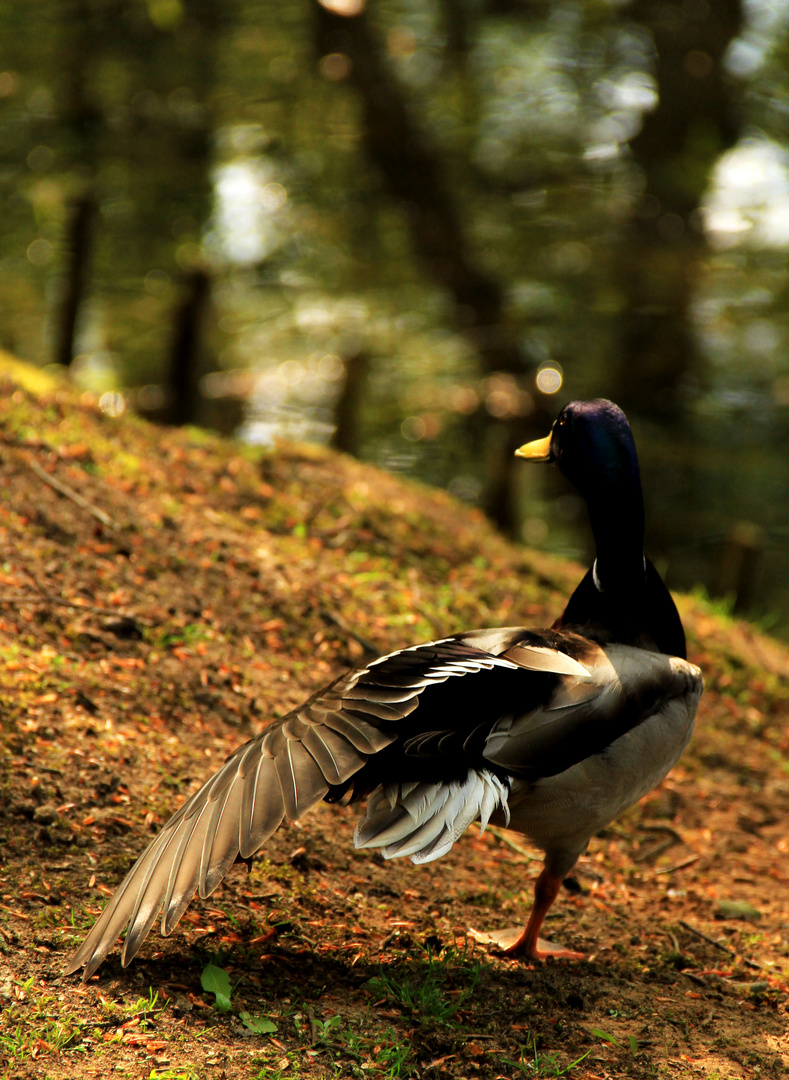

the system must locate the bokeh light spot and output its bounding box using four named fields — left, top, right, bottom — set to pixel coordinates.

left=318, top=354, right=344, bottom=380
left=27, top=145, right=54, bottom=172
left=261, top=183, right=288, bottom=212
left=144, top=269, right=171, bottom=296
left=99, top=391, right=126, bottom=418
left=319, top=53, right=352, bottom=81
left=401, top=416, right=426, bottom=441
left=536, top=363, right=563, bottom=395
left=318, top=0, right=365, bottom=14
left=27, top=238, right=52, bottom=266
left=0, top=72, right=19, bottom=98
